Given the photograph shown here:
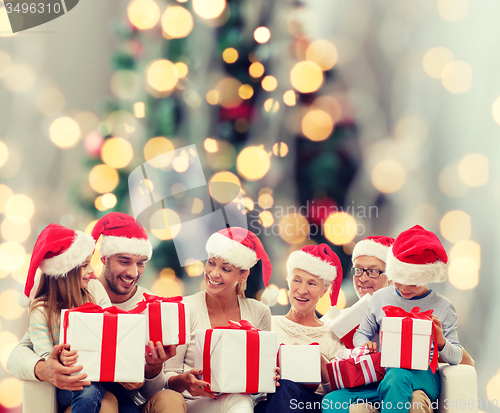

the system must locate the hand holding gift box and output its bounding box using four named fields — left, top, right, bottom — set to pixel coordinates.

left=195, top=320, right=278, bottom=394
left=380, top=306, right=438, bottom=373
left=278, top=343, right=321, bottom=385
left=327, top=346, right=386, bottom=391
left=131, top=293, right=189, bottom=346
left=60, top=302, right=146, bottom=382
left=329, top=294, right=371, bottom=349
